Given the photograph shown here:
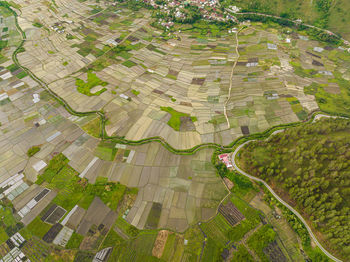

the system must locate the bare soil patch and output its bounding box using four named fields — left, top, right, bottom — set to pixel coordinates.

left=152, top=230, right=170, bottom=258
